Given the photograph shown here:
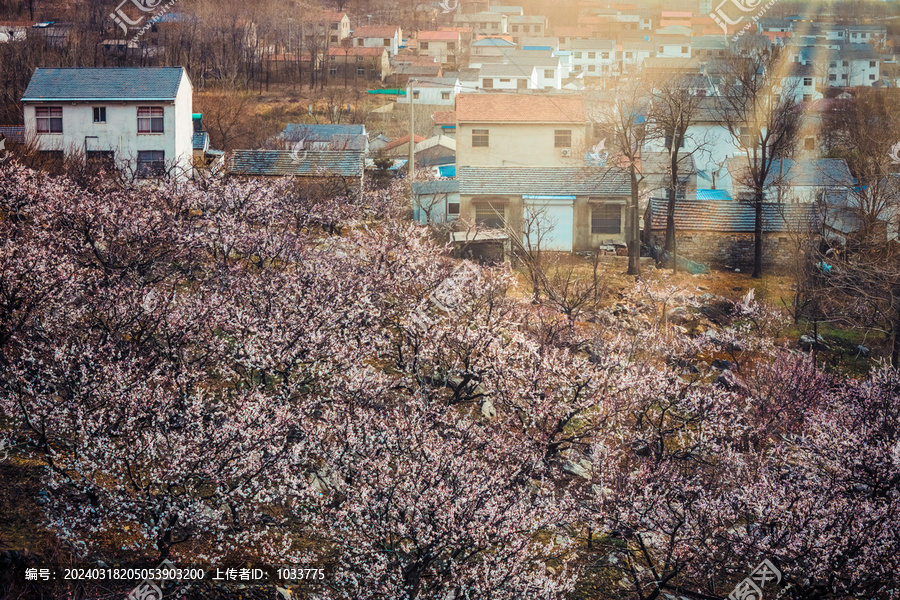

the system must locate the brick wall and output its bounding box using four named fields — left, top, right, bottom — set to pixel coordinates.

left=649, top=230, right=811, bottom=271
